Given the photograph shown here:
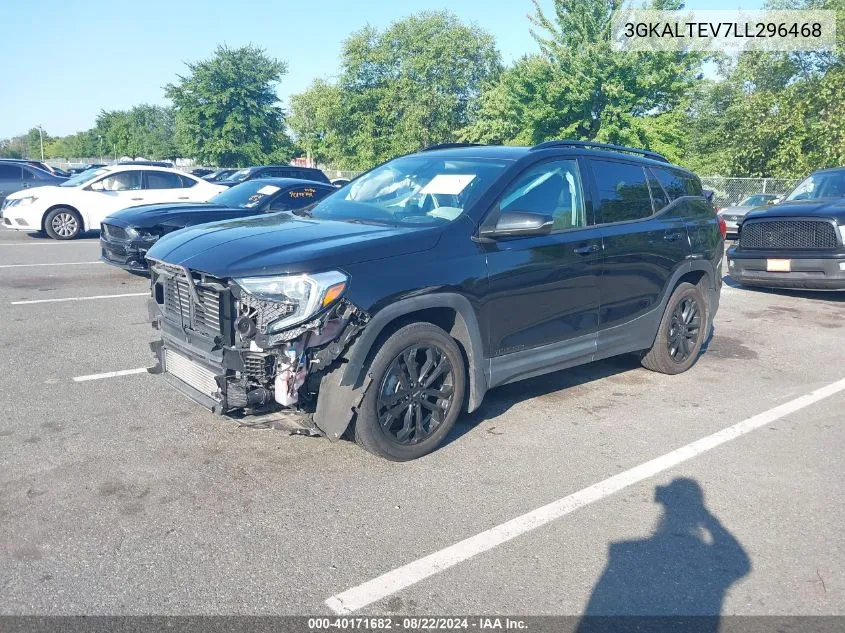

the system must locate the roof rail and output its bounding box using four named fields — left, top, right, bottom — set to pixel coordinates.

left=531, top=140, right=670, bottom=163
left=420, top=143, right=483, bottom=152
